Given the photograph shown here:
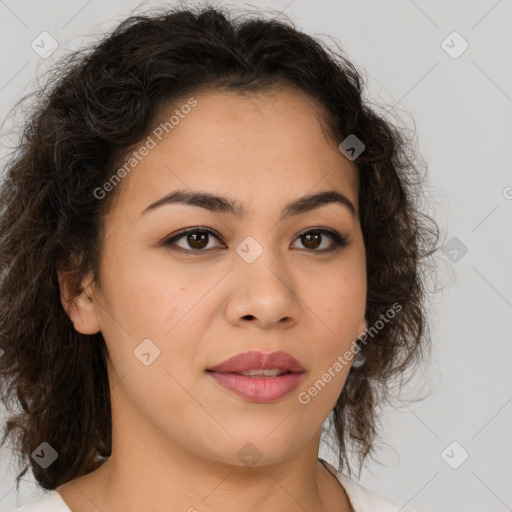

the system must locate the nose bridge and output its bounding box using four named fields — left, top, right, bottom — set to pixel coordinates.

left=235, top=231, right=288, bottom=285
left=227, top=233, right=301, bottom=327
left=238, top=235, right=287, bottom=289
